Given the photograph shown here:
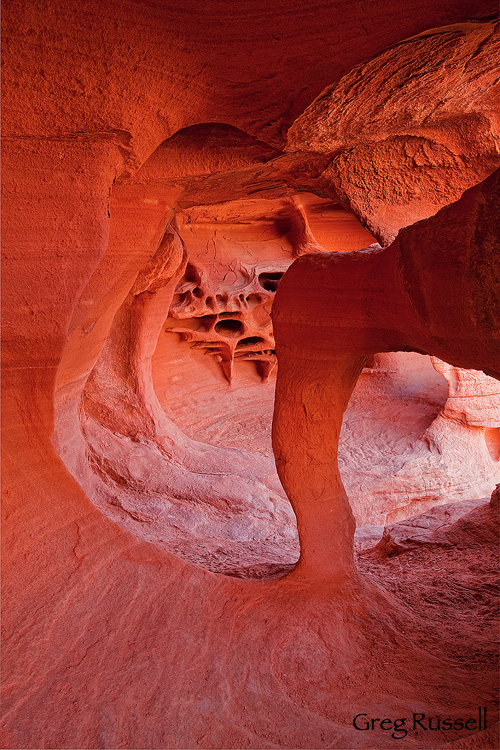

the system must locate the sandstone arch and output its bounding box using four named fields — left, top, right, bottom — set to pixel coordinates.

left=272, top=168, right=500, bottom=579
